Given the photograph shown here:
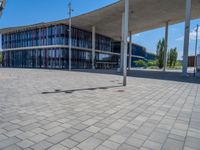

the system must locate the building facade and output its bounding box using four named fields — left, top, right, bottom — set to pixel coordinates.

left=1, top=23, right=146, bottom=69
